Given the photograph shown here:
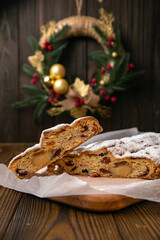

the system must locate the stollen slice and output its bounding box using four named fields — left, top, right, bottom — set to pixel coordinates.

left=8, top=116, right=102, bottom=179
left=47, top=132, right=160, bottom=179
